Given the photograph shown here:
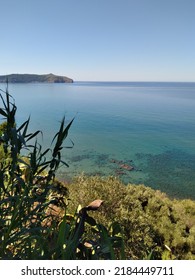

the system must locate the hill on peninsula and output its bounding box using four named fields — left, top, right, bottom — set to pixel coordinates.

left=0, top=73, right=73, bottom=83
